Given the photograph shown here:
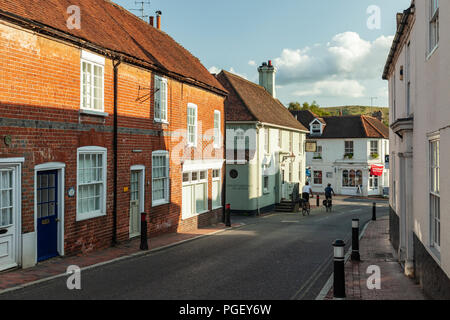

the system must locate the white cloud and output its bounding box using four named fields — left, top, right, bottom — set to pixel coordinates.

left=274, top=32, right=394, bottom=85
left=208, top=66, right=221, bottom=74
left=294, top=79, right=365, bottom=98
left=248, top=60, right=256, bottom=66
